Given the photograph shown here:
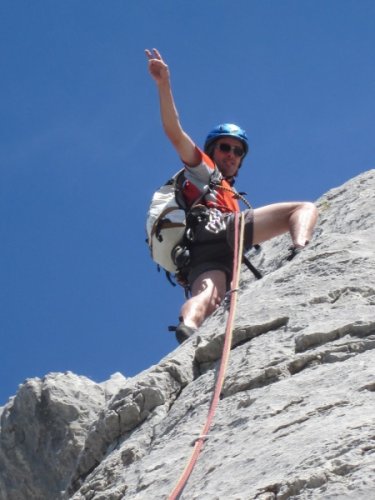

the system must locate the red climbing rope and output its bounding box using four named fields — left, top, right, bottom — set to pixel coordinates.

left=169, top=211, right=245, bottom=500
